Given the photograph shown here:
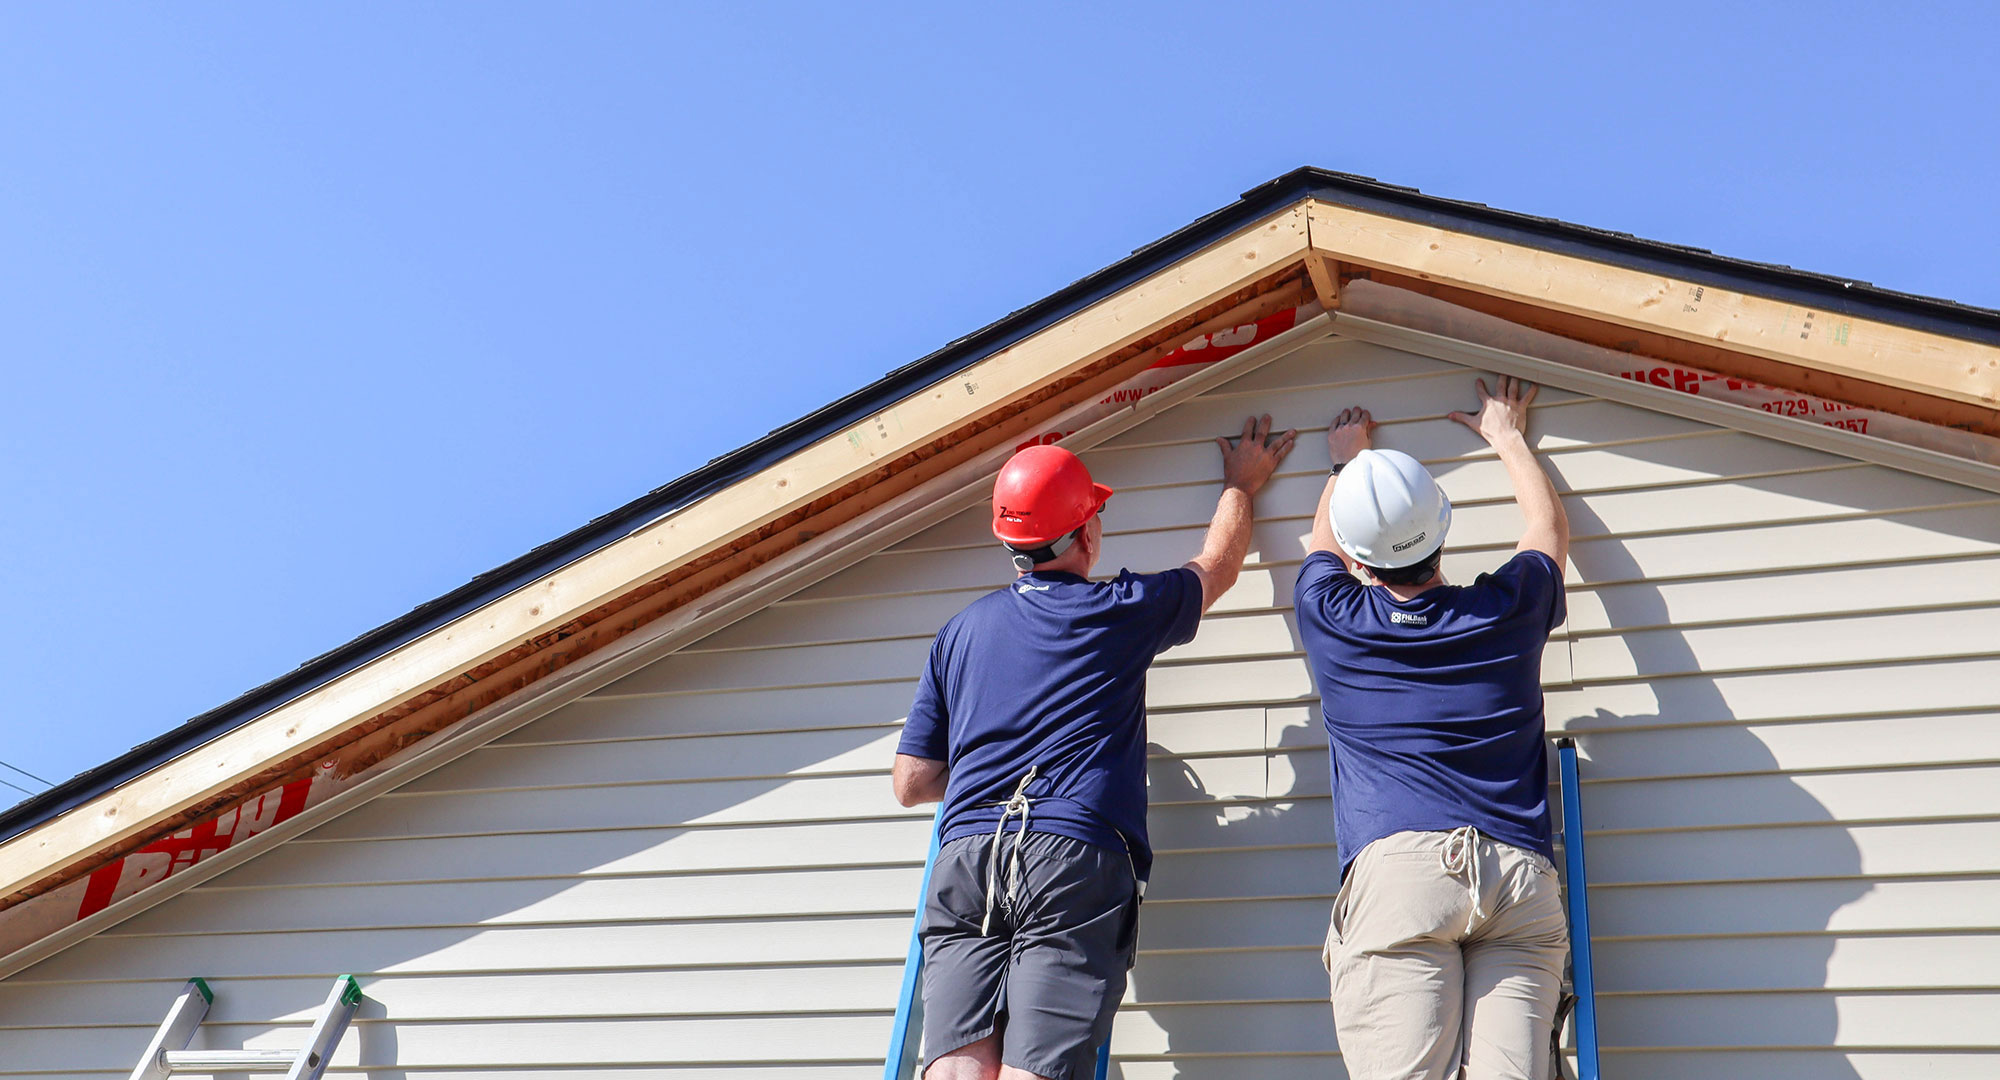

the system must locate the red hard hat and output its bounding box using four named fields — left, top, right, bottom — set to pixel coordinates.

left=991, top=445, right=1113, bottom=547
